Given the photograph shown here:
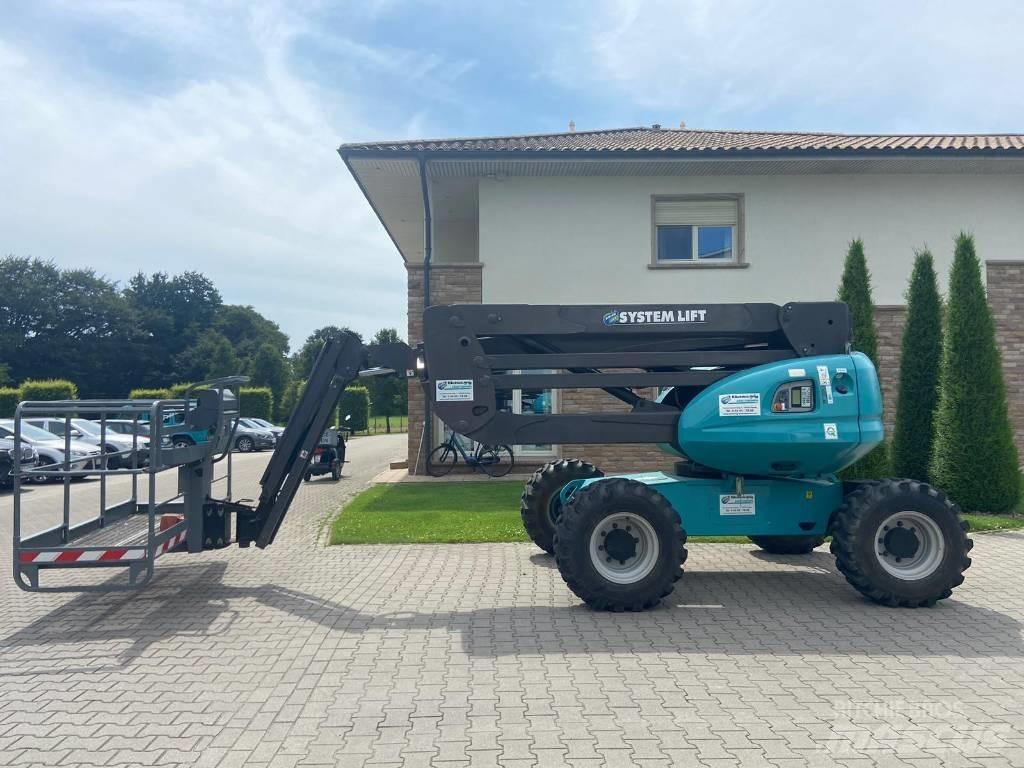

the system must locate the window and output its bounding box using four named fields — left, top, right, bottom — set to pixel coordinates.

left=653, top=196, right=742, bottom=265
